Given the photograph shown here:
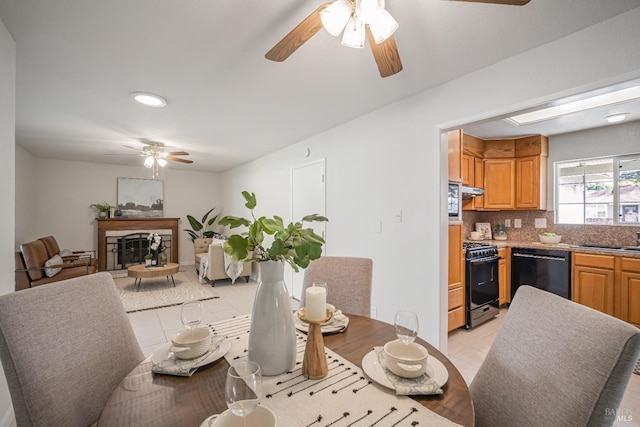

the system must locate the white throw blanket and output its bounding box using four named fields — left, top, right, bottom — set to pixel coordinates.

left=198, top=252, right=243, bottom=284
